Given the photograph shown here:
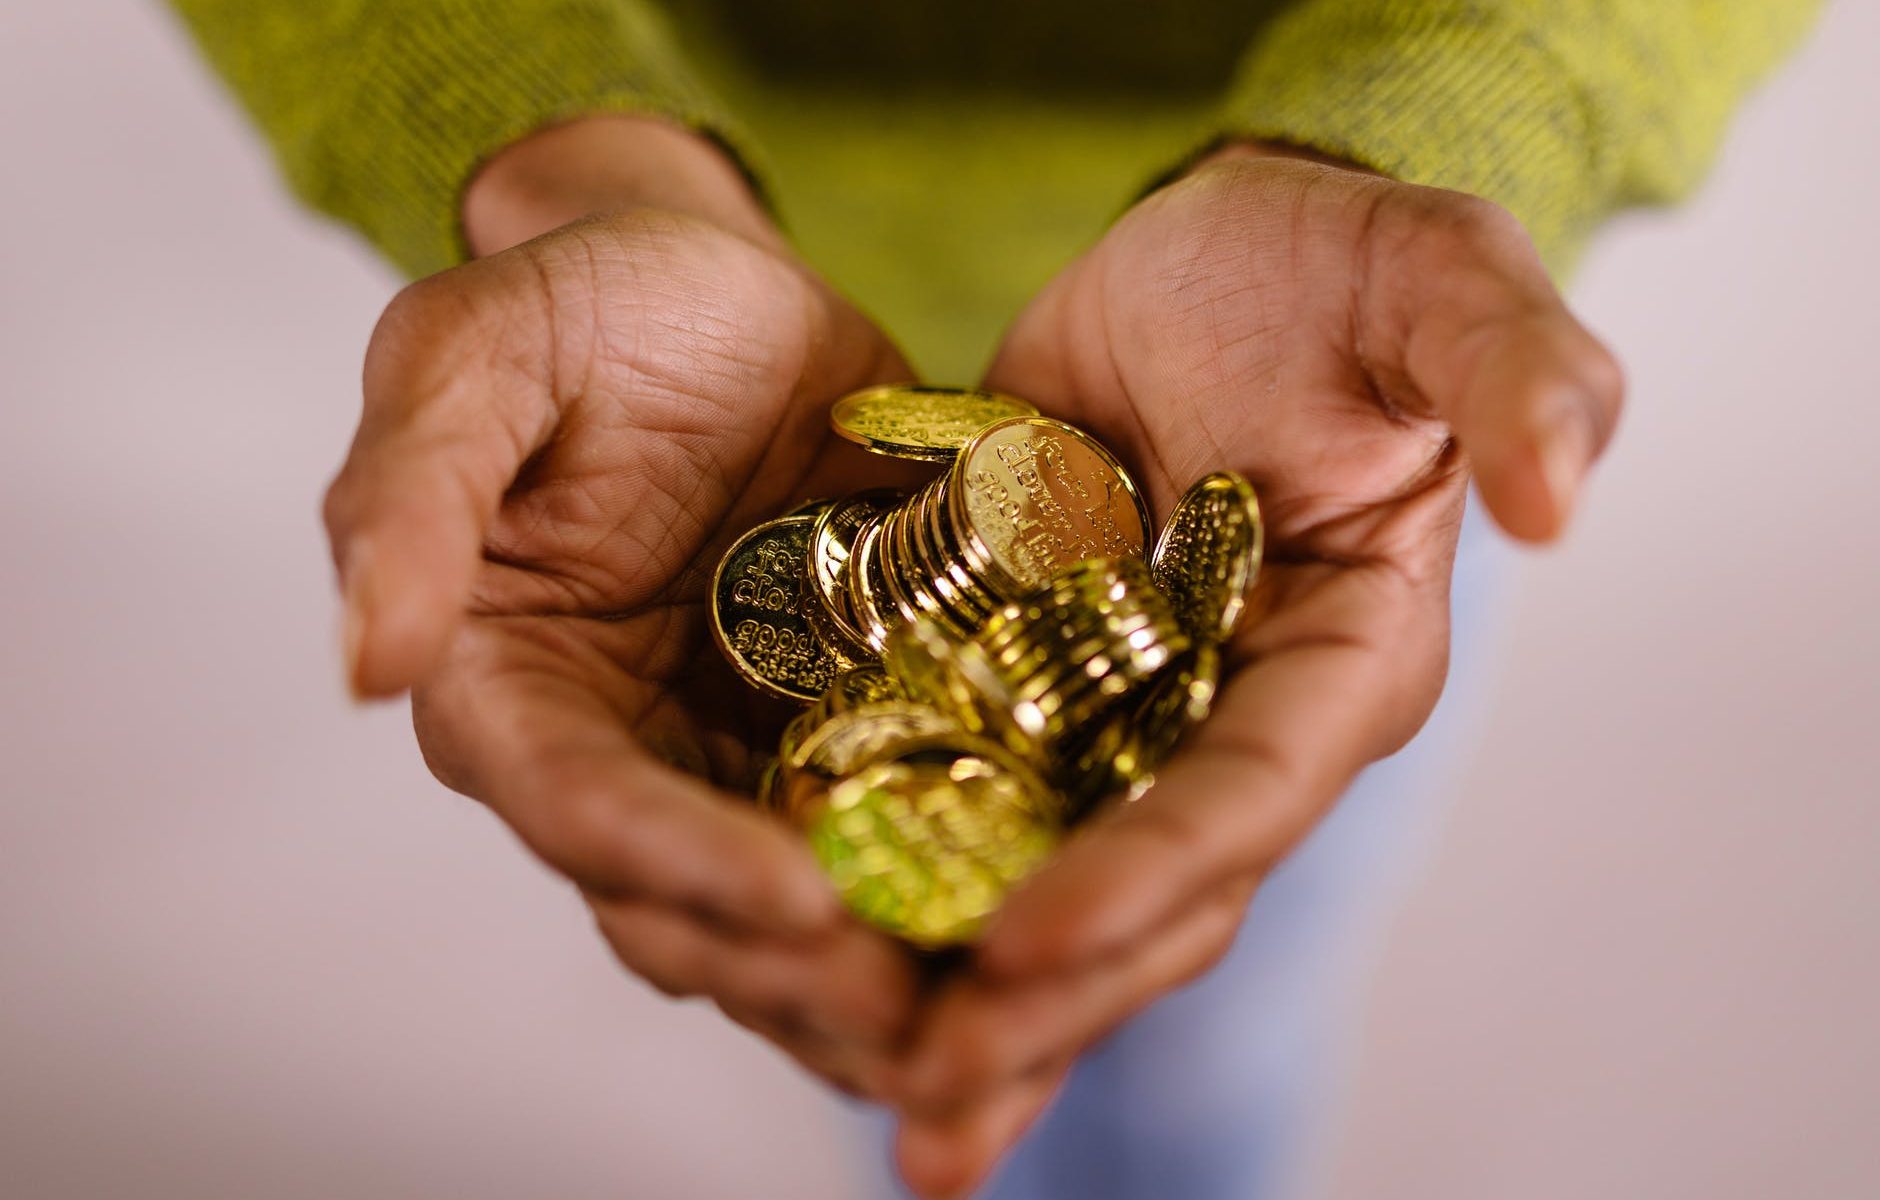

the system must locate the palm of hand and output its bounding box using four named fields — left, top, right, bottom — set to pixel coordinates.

left=882, top=157, right=1621, bottom=1197
left=401, top=214, right=908, bottom=797
left=329, top=213, right=934, bottom=1093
